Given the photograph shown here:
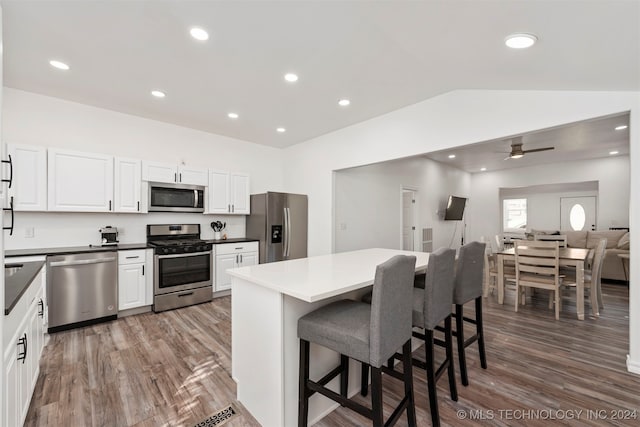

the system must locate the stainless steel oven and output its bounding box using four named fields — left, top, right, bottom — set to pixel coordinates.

left=154, top=251, right=212, bottom=295
left=149, top=182, right=205, bottom=213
